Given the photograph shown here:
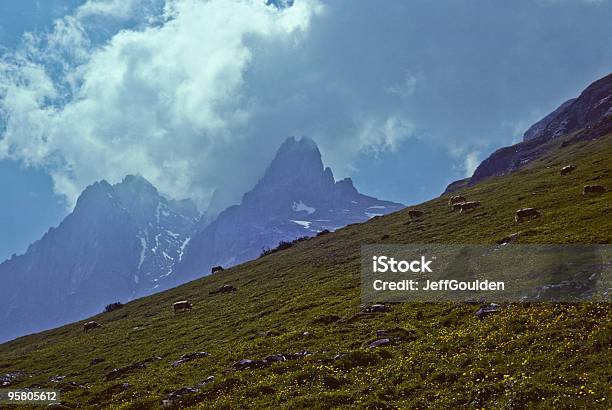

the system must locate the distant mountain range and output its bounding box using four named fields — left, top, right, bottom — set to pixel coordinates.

left=0, top=175, right=199, bottom=342
left=0, top=137, right=403, bottom=342
left=445, top=72, right=612, bottom=193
